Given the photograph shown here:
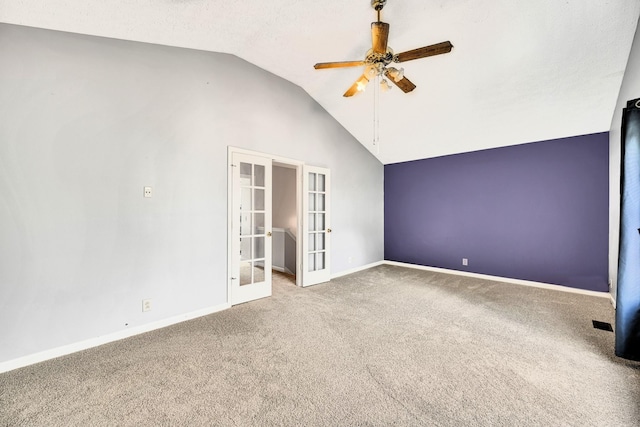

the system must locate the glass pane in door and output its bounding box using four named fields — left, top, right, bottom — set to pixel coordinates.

left=316, top=233, right=325, bottom=251
left=254, top=165, right=265, bottom=187
left=240, top=214, right=252, bottom=236
left=253, top=213, right=264, bottom=234
left=318, top=174, right=325, bottom=192
left=309, top=193, right=316, bottom=211
left=240, top=261, right=252, bottom=286
left=241, top=188, right=251, bottom=211
left=240, top=163, right=252, bottom=185
left=308, top=253, right=316, bottom=272
left=309, top=173, right=316, bottom=191
left=254, top=189, right=265, bottom=211
left=253, top=263, right=265, bottom=283
left=254, top=237, right=265, bottom=259
left=240, top=238, right=251, bottom=261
